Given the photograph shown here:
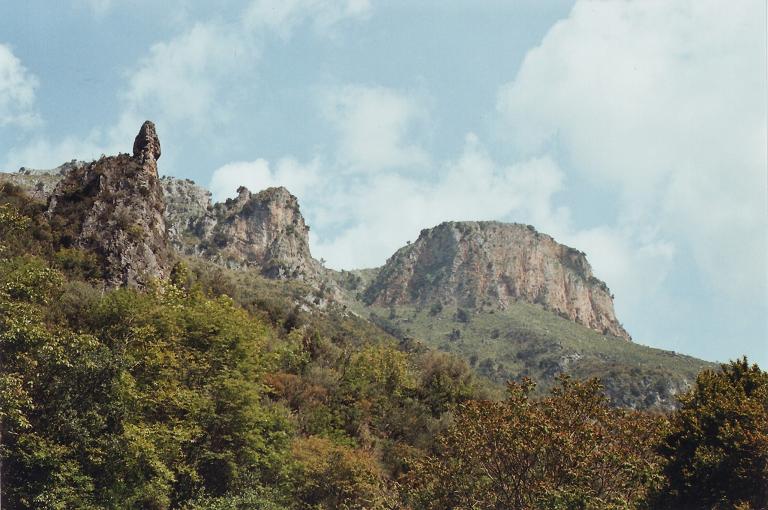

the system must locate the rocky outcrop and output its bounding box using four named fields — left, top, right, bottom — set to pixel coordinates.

left=160, top=176, right=215, bottom=253
left=364, top=221, right=630, bottom=340
left=3, top=154, right=325, bottom=284
left=133, top=120, right=161, bottom=163
left=193, top=187, right=324, bottom=281
left=46, top=122, right=172, bottom=287
left=163, top=183, right=324, bottom=281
